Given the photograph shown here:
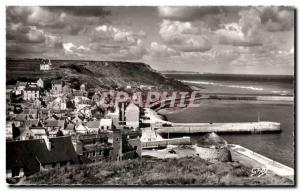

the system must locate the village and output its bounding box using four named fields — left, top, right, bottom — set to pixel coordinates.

left=5, top=59, right=294, bottom=183
left=6, top=59, right=146, bottom=179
